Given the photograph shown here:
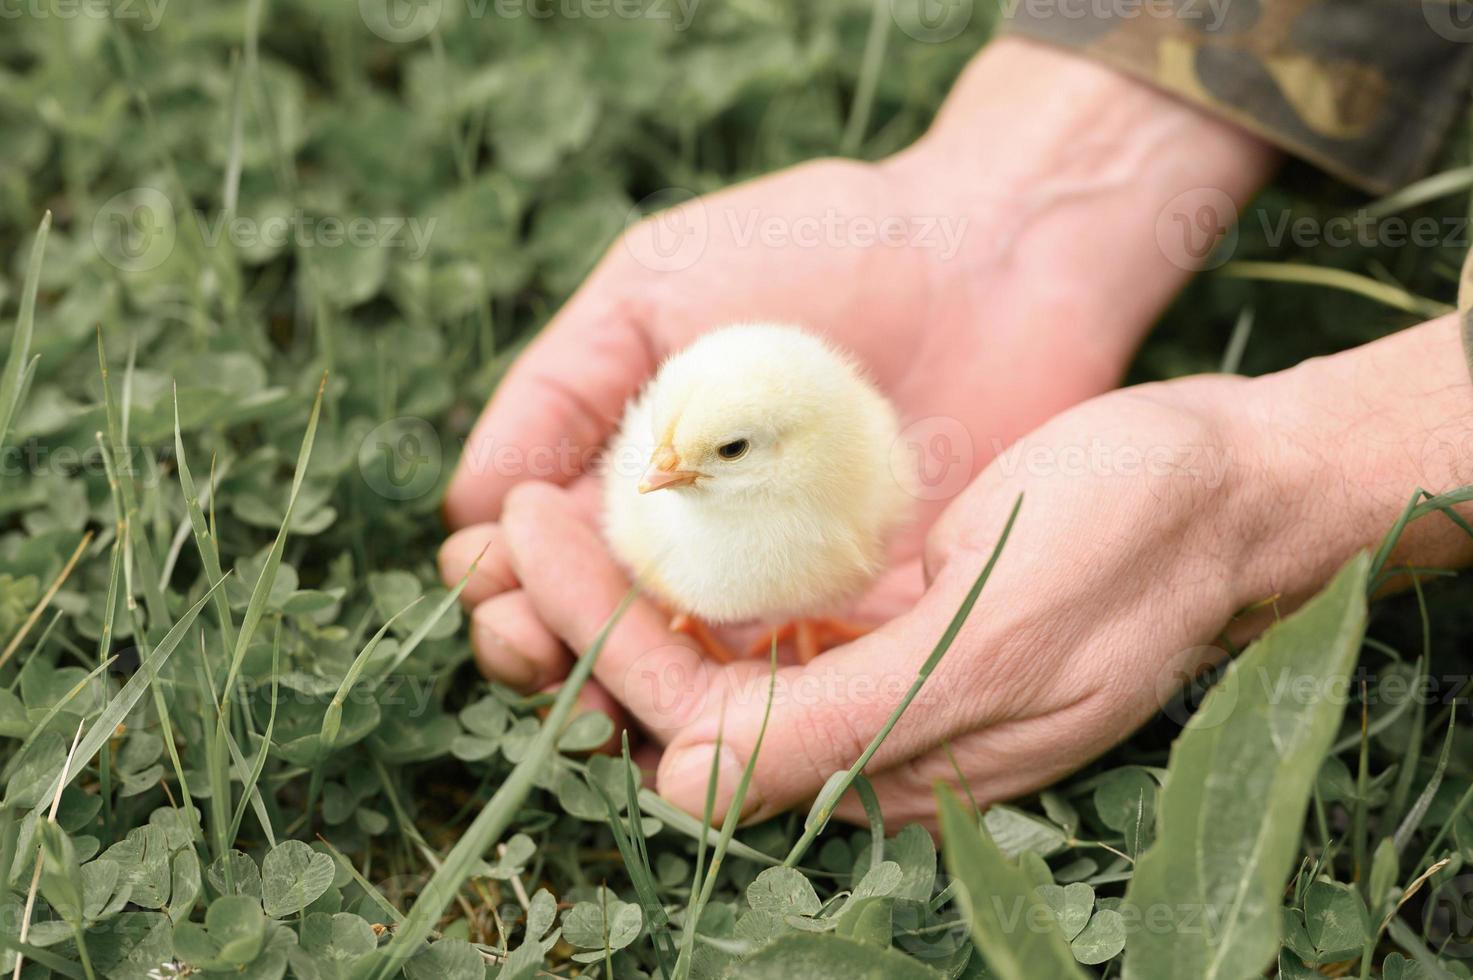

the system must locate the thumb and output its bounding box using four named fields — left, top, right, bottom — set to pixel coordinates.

left=442, top=292, right=657, bottom=528
left=655, top=561, right=1003, bottom=822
